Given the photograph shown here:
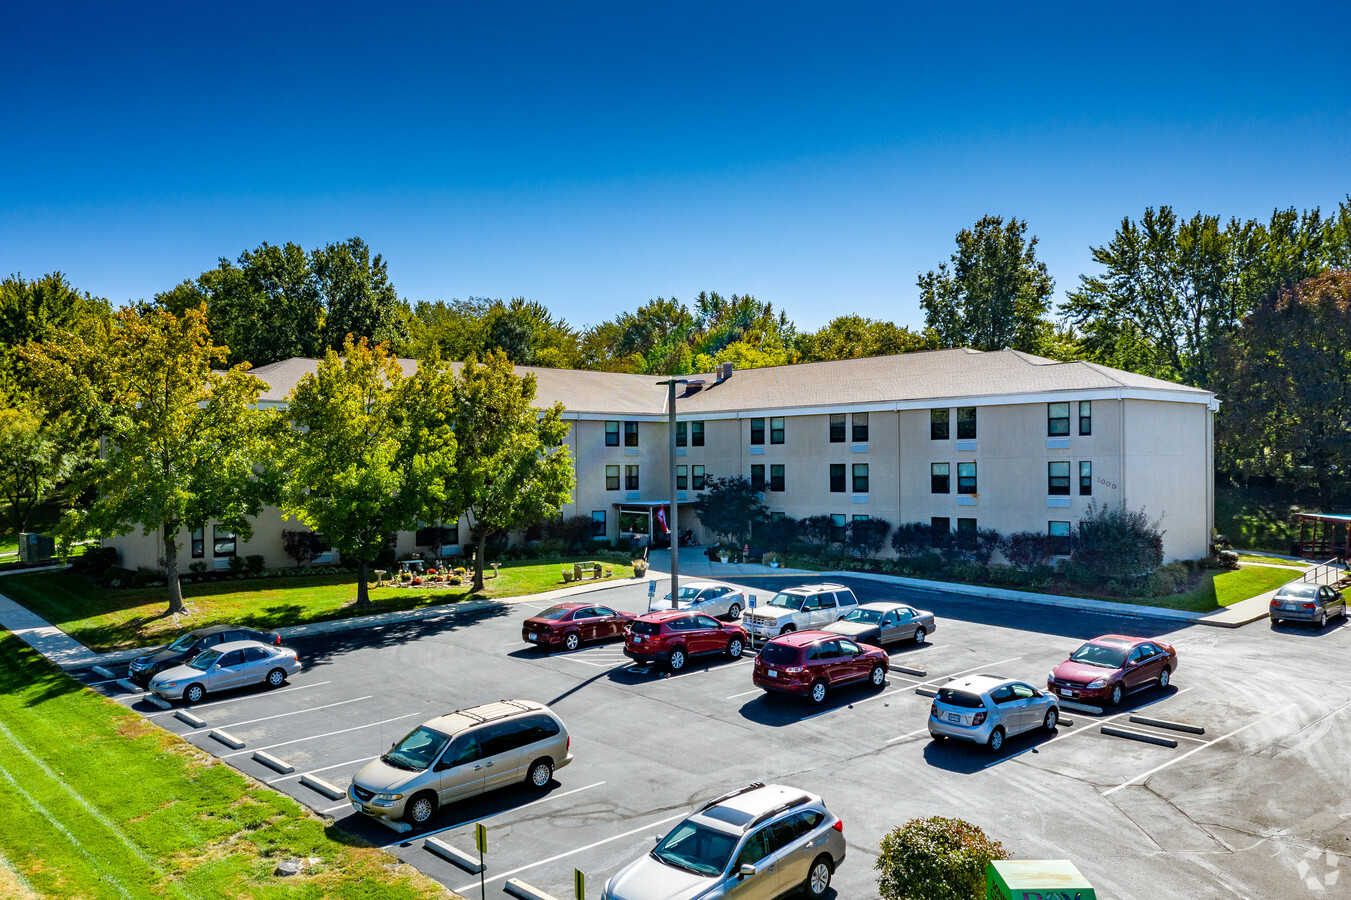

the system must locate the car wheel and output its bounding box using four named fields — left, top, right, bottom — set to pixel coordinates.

left=726, top=637, right=744, bottom=659
left=564, top=632, right=581, bottom=652
left=987, top=726, right=1005, bottom=752
left=1158, top=668, right=1171, bottom=689
left=1043, top=708, right=1058, bottom=731
left=1270, top=617, right=1281, bottom=626
left=405, top=791, right=437, bottom=825
left=1109, top=683, right=1124, bottom=706
left=809, top=680, right=828, bottom=705
left=869, top=664, right=886, bottom=688
left=1317, top=611, right=1327, bottom=629
left=184, top=683, right=205, bottom=704
left=266, top=668, right=287, bottom=688
left=668, top=647, right=687, bottom=672
left=526, top=758, right=553, bottom=789
left=805, top=854, right=833, bottom=897
left=913, top=626, right=927, bottom=645
left=780, top=624, right=796, bottom=635
left=727, top=602, right=742, bottom=620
